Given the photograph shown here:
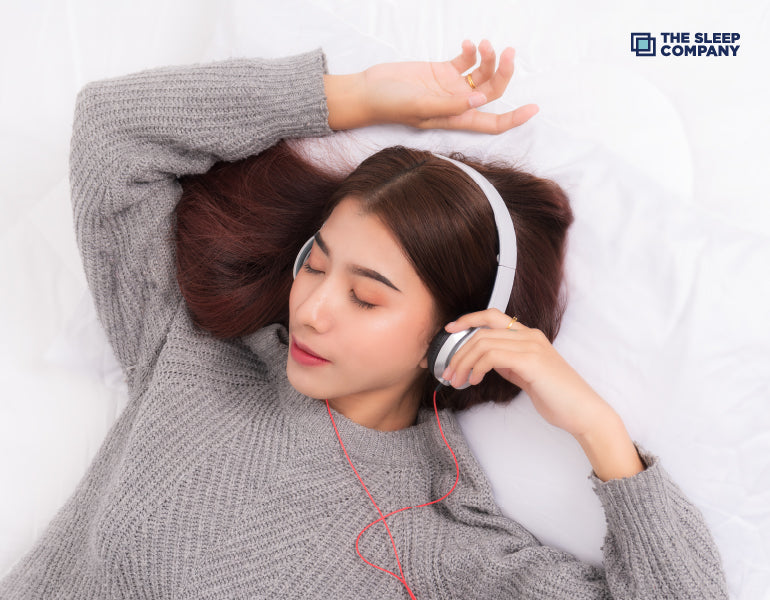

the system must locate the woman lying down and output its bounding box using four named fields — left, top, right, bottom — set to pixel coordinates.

left=0, top=39, right=729, bottom=599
